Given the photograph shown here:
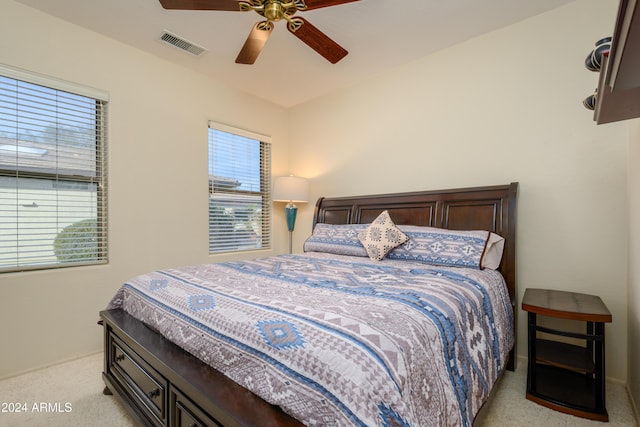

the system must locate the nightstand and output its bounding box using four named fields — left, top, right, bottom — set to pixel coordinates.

left=522, top=288, right=612, bottom=421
